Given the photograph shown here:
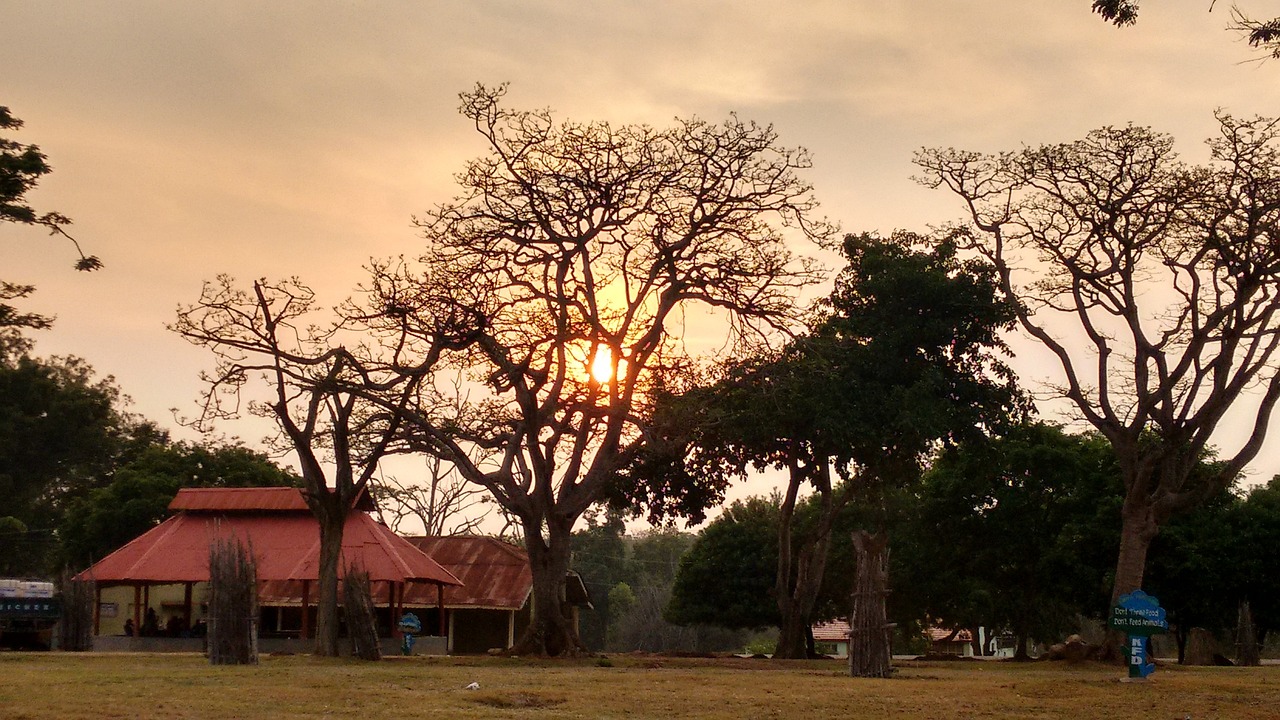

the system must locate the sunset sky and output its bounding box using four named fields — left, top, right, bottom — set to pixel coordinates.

left=5, top=1, right=1280, bottom=503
